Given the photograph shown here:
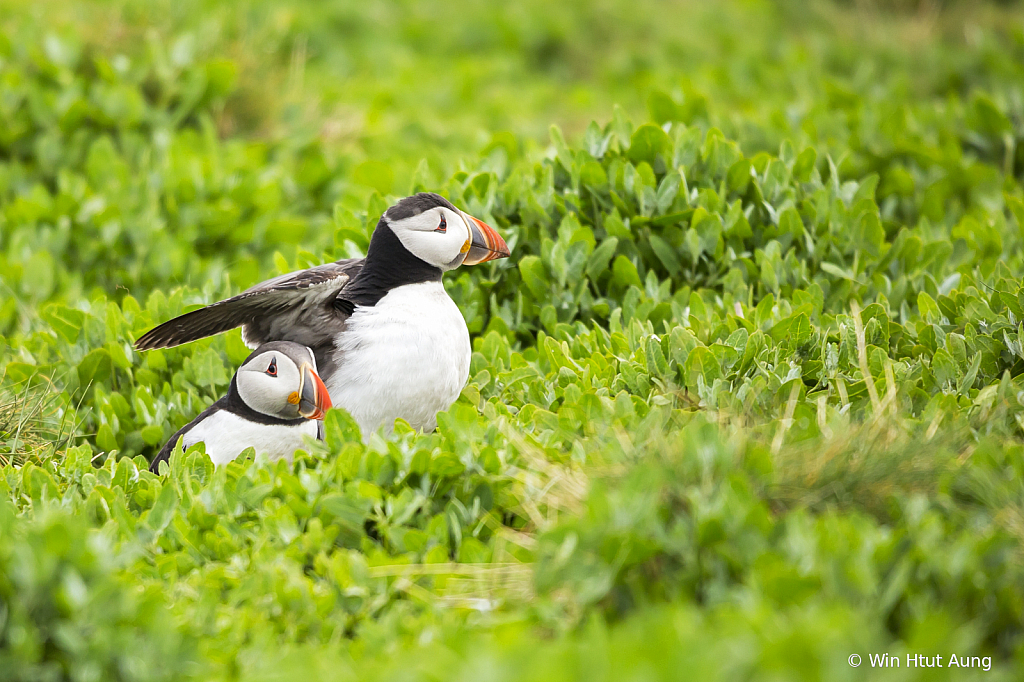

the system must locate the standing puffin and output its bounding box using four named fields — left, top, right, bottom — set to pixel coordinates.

left=150, top=341, right=331, bottom=472
left=136, top=193, right=510, bottom=437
